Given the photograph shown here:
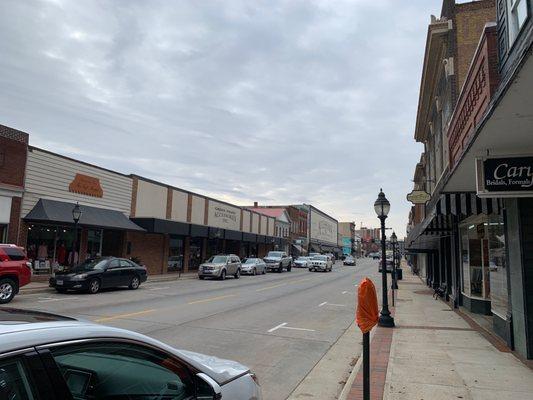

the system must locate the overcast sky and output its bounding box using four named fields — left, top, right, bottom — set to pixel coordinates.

left=0, top=0, right=442, bottom=236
